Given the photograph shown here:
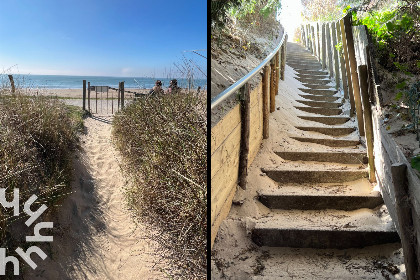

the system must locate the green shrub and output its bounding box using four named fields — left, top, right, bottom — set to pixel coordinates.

left=113, top=92, right=207, bottom=277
